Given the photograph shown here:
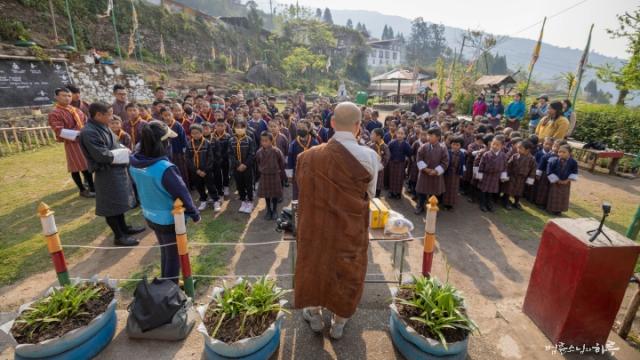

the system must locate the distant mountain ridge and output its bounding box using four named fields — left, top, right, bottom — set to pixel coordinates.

left=331, top=9, right=630, bottom=103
